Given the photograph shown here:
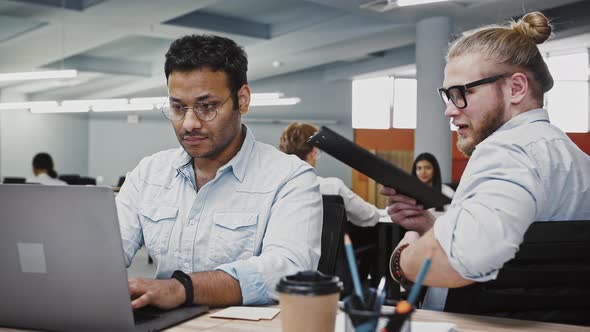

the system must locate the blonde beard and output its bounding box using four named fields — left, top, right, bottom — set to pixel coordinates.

left=457, top=87, right=507, bottom=156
